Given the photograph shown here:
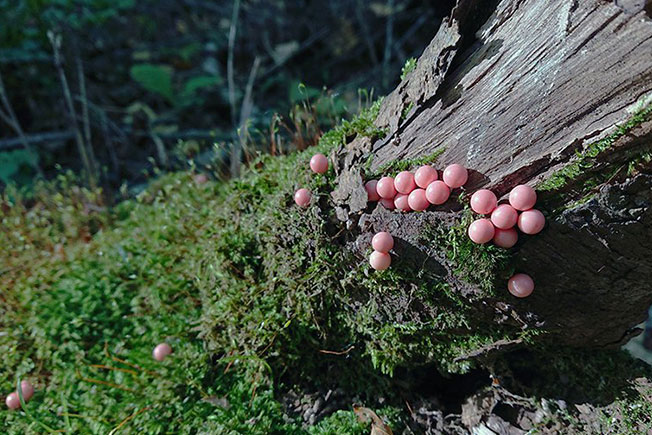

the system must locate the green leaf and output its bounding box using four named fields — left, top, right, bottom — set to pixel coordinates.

left=130, top=63, right=175, bottom=103
left=181, top=75, right=221, bottom=97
